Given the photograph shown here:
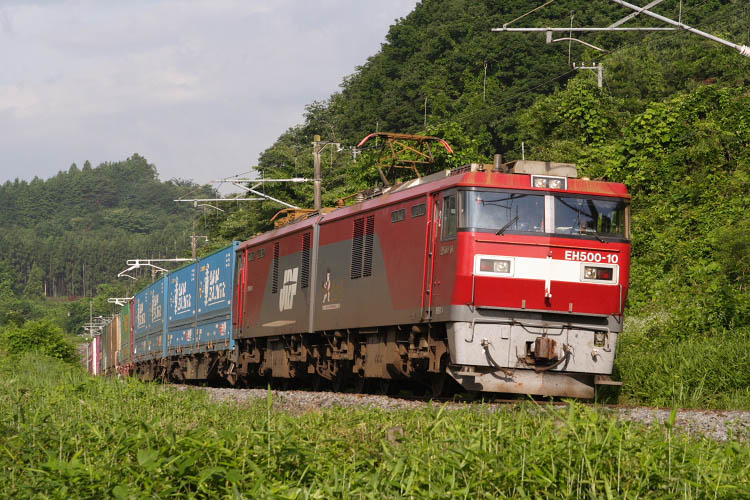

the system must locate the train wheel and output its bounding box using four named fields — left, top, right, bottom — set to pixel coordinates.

left=376, top=379, right=393, bottom=395
left=331, top=373, right=346, bottom=392
left=353, top=376, right=366, bottom=394
left=311, top=375, right=323, bottom=392
left=427, top=373, right=447, bottom=398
